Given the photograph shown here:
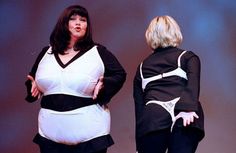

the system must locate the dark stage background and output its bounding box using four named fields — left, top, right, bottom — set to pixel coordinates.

left=1, top=0, right=236, bottom=153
